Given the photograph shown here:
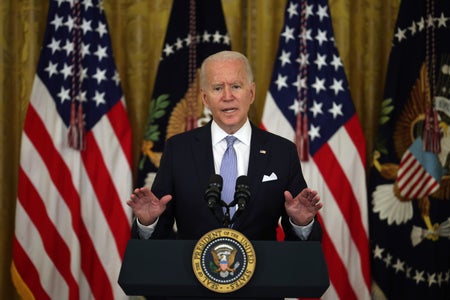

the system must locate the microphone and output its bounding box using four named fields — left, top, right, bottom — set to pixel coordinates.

left=205, top=174, right=223, bottom=208
left=230, top=175, right=250, bottom=222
